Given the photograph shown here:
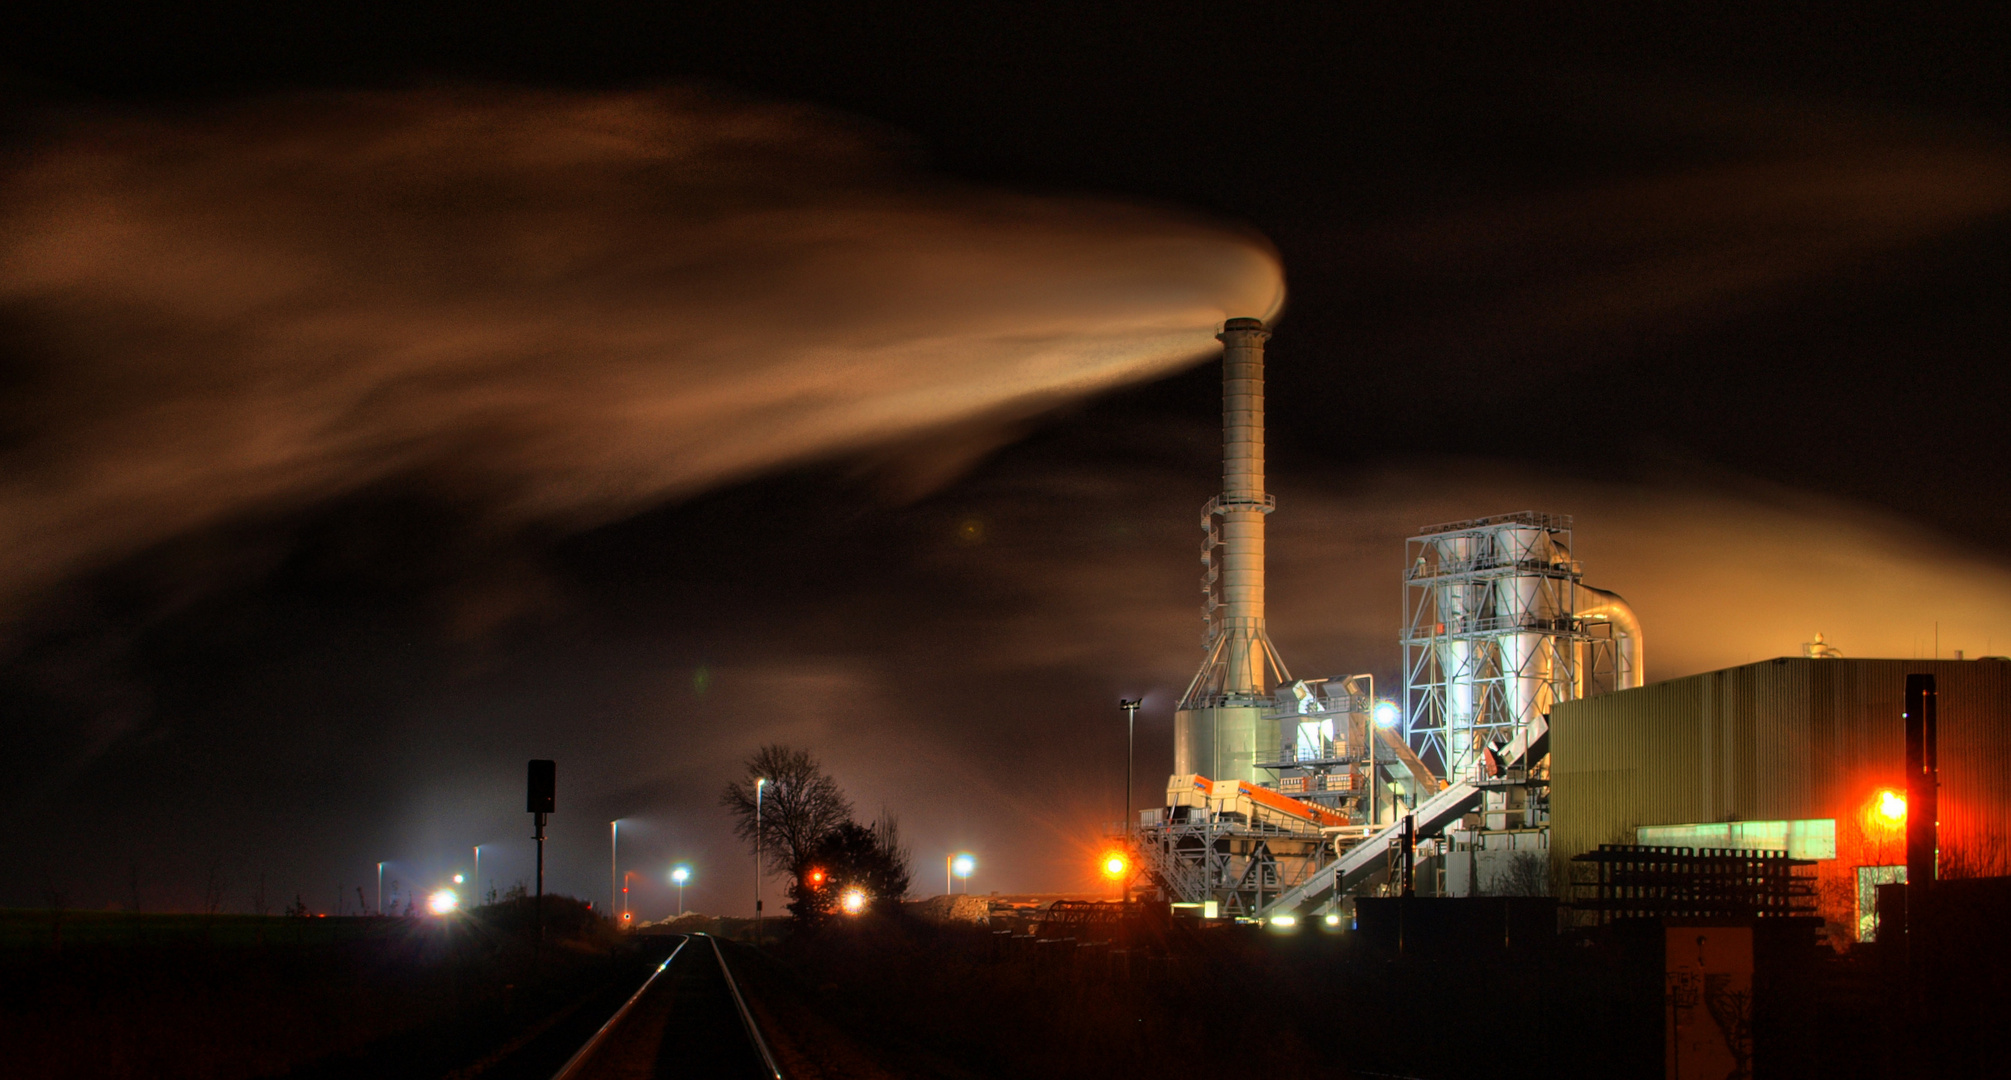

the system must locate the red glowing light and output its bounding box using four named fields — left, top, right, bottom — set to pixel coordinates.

left=1876, top=788, right=1907, bottom=826
left=1100, top=851, right=1130, bottom=880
